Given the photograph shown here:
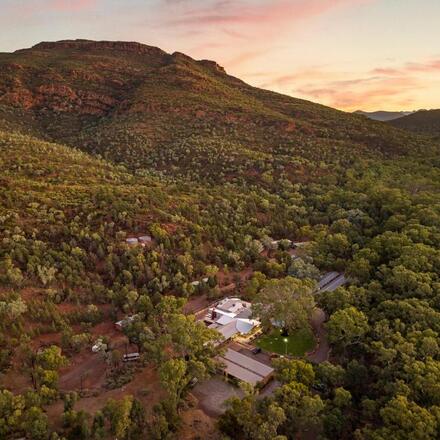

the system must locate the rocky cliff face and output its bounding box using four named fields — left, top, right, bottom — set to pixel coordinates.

left=0, top=82, right=118, bottom=115
left=0, top=40, right=229, bottom=116
left=30, top=39, right=168, bottom=57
